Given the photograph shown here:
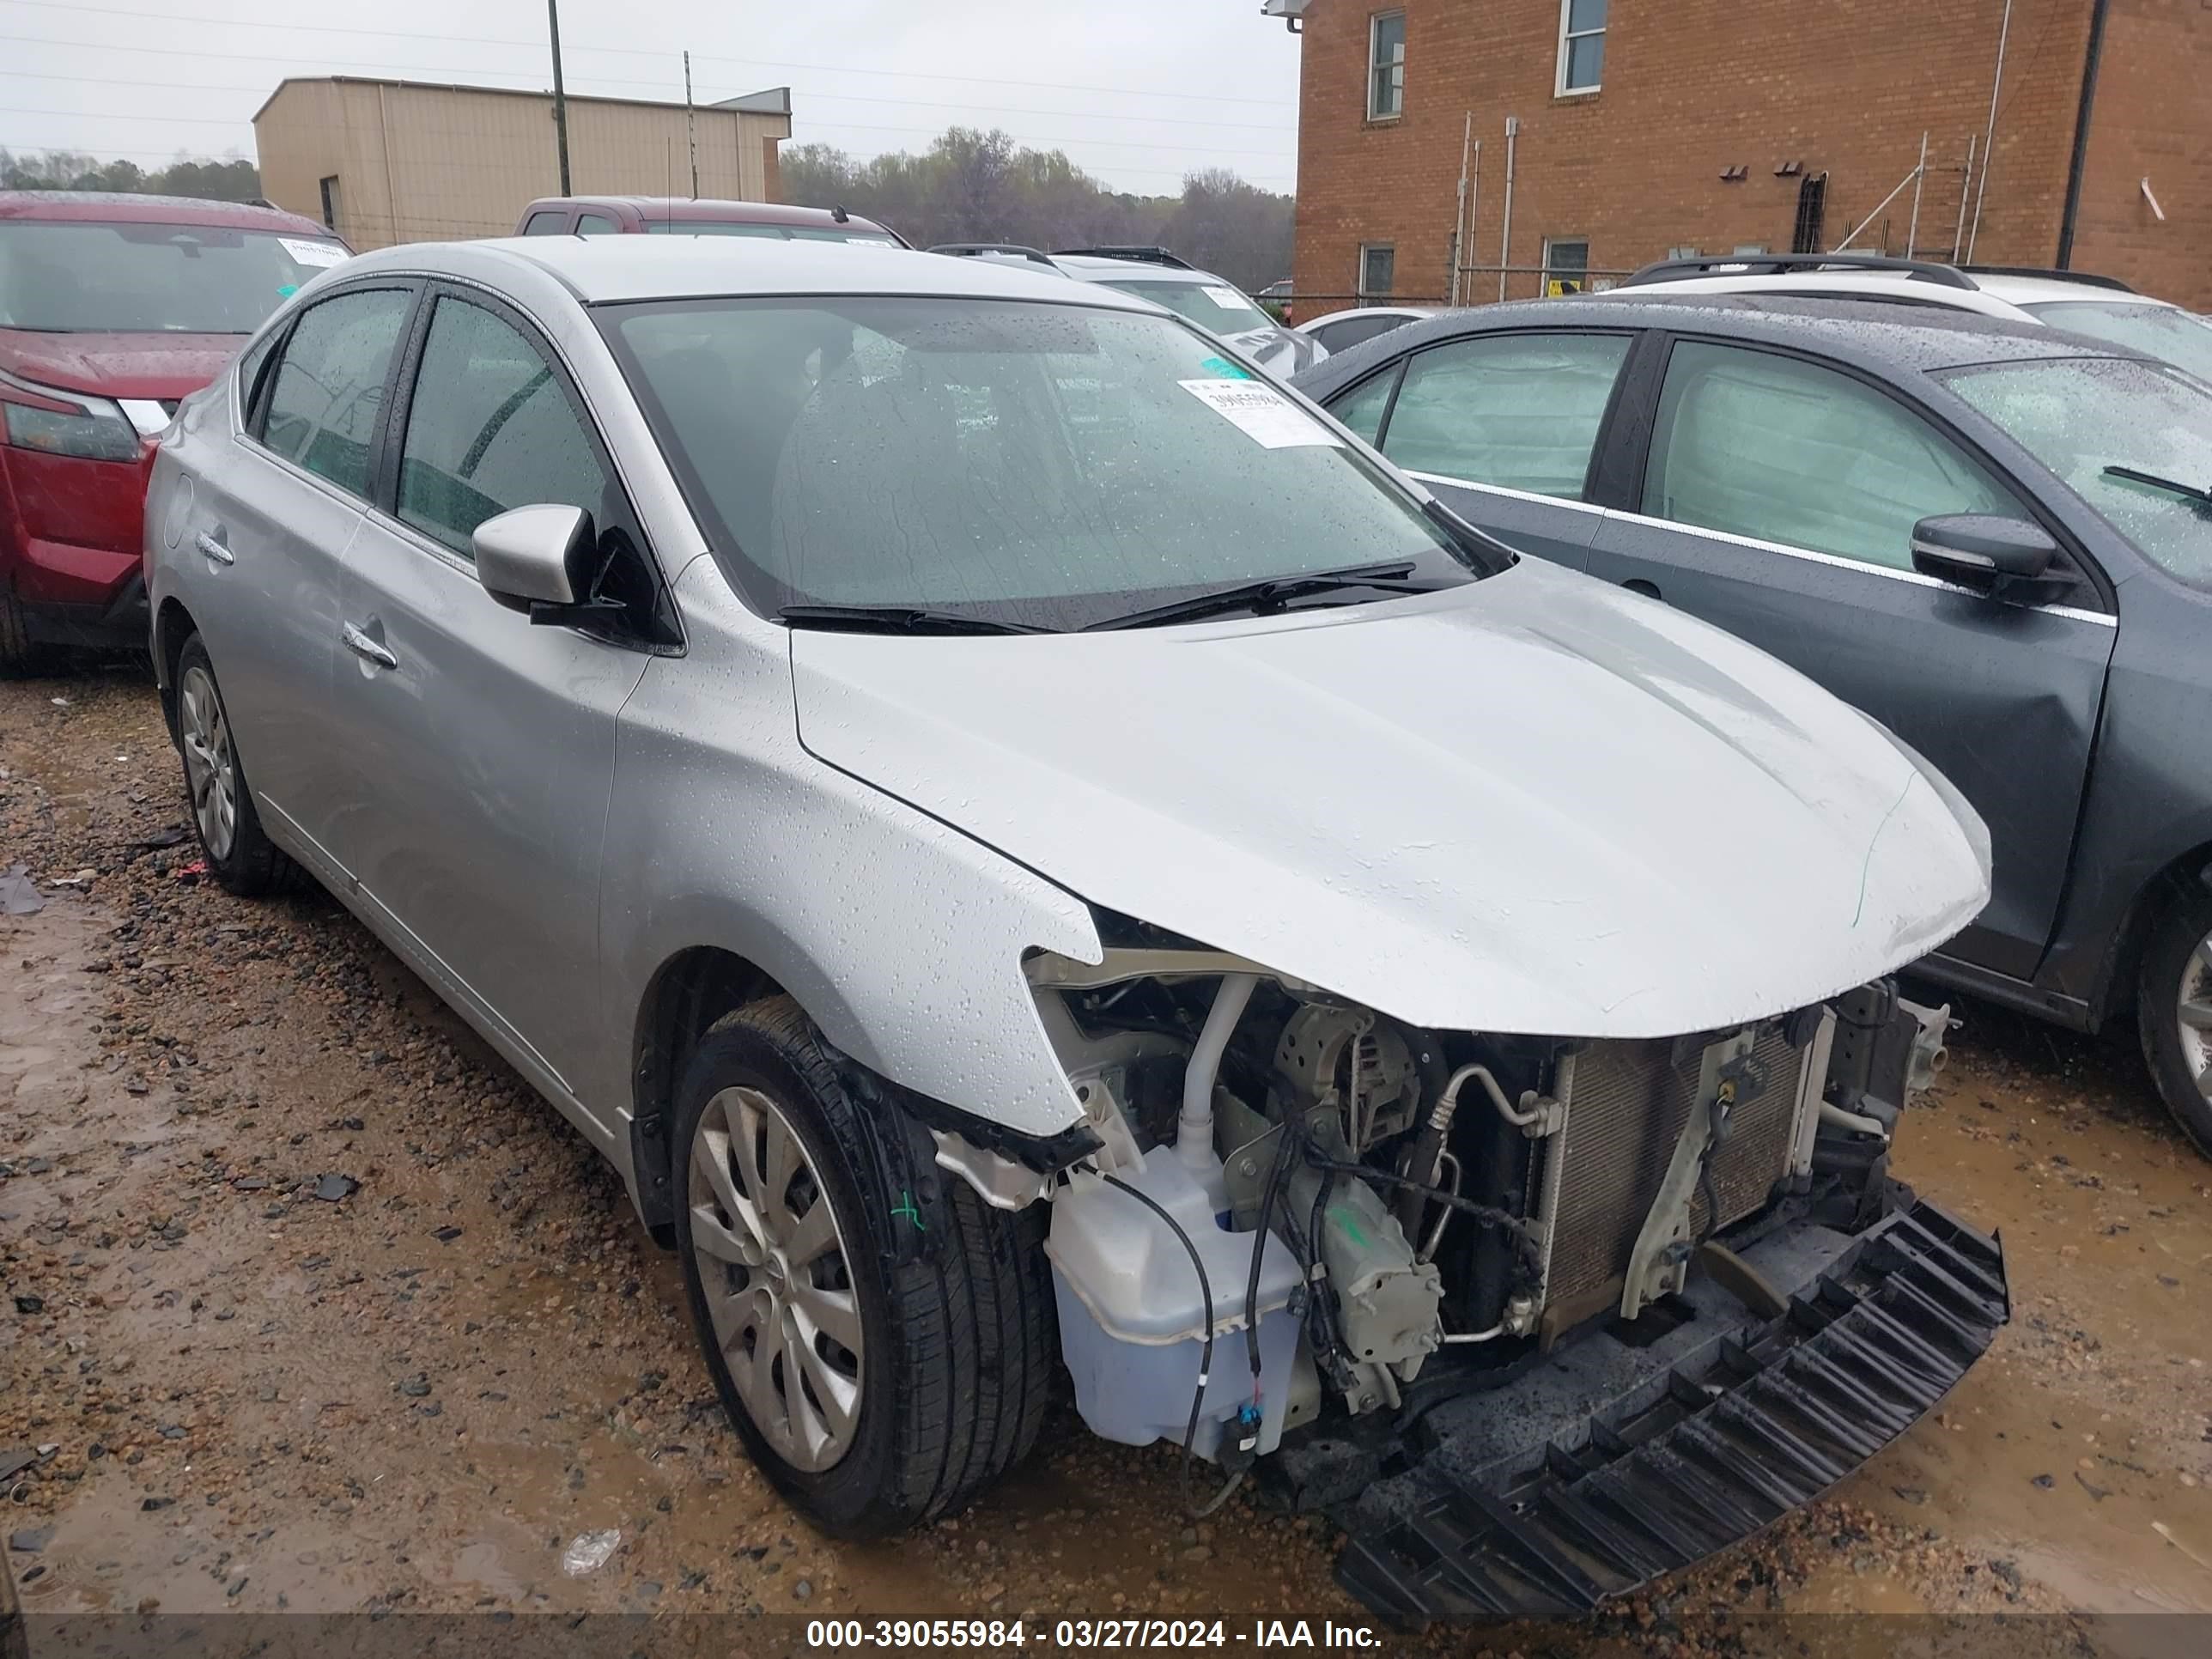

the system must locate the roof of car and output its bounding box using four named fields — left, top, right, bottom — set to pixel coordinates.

left=0, top=190, right=336, bottom=238
left=1051, top=255, right=1224, bottom=284
left=340, top=234, right=1167, bottom=310
left=520, top=196, right=896, bottom=234
left=1296, top=295, right=2146, bottom=392
left=1964, top=270, right=2175, bottom=307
